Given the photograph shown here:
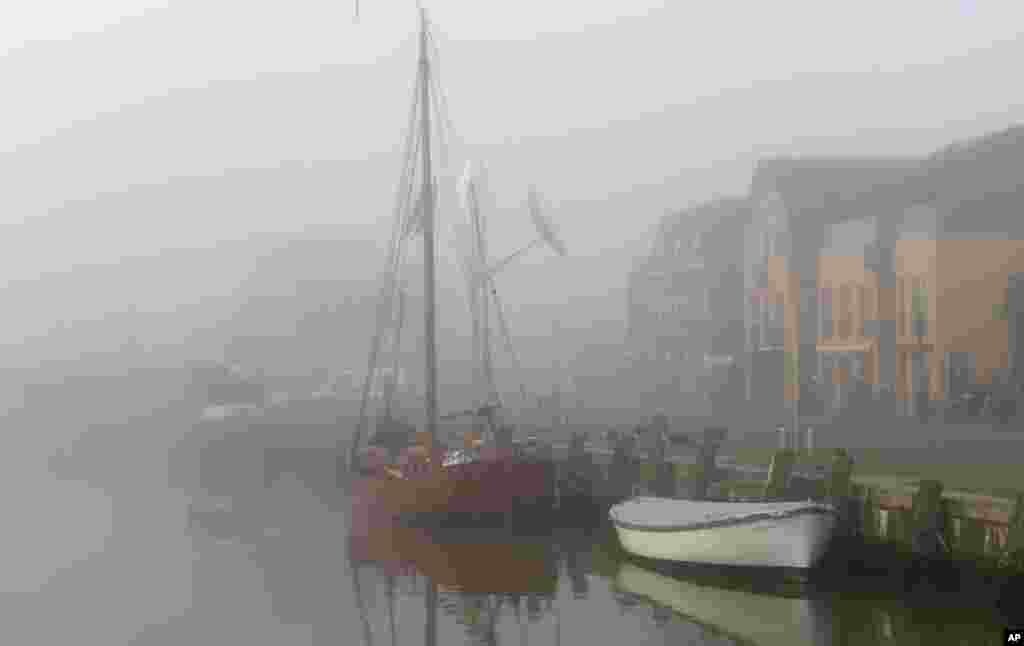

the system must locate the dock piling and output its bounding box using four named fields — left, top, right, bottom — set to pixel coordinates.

left=1001, top=492, right=1024, bottom=570
left=911, top=479, right=950, bottom=558
left=762, top=449, right=796, bottom=501
left=650, top=425, right=676, bottom=498
left=827, top=449, right=854, bottom=500
left=692, top=427, right=725, bottom=501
